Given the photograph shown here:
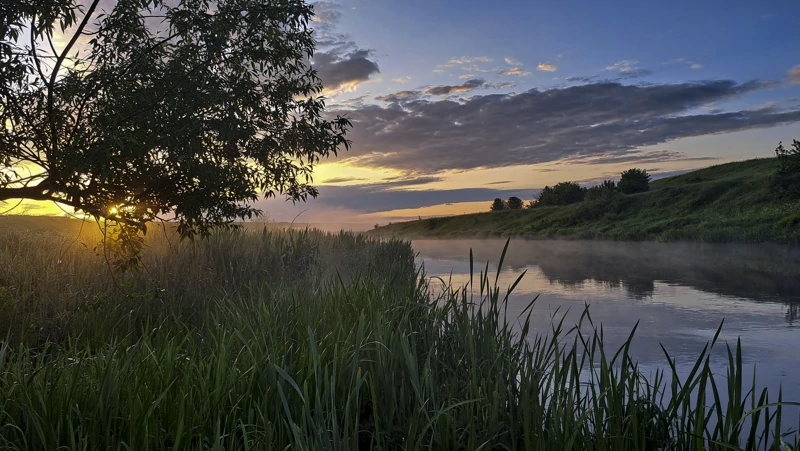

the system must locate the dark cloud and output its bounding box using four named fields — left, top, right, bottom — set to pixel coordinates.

left=338, top=94, right=371, bottom=106
left=613, top=69, right=653, bottom=80
left=310, top=2, right=380, bottom=94
left=323, top=176, right=367, bottom=183
left=486, top=180, right=513, bottom=185
left=425, top=79, right=487, bottom=95
left=566, top=75, right=598, bottom=83
left=314, top=49, right=380, bottom=93
left=563, top=149, right=717, bottom=166
left=327, top=79, right=800, bottom=172
left=375, top=90, right=424, bottom=103
left=310, top=184, right=529, bottom=212
left=378, top=80, right=514, bottom=101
